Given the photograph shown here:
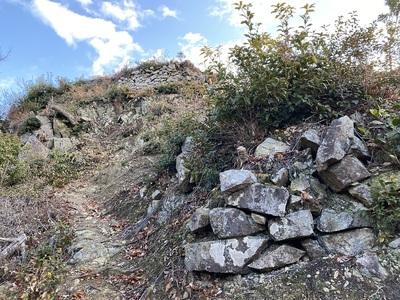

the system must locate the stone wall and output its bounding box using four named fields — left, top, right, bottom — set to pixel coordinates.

left=117, top=60, right=204, bottom=90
